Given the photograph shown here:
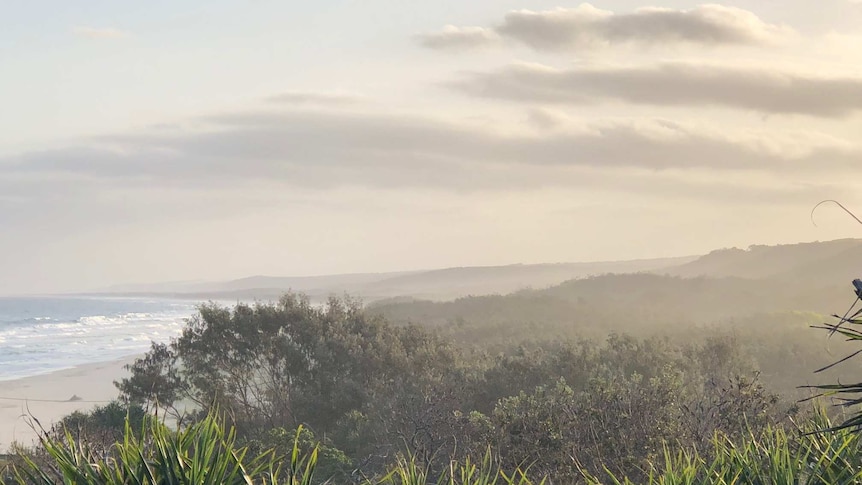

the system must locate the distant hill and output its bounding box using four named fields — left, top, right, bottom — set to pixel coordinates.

left=101, top=272, right=418, bottom=295
left=660, top=239, right=862, bottom=282
left=90, top=238, right=862, bottom=304
left=368, top=239, right=862, bottom=345
left=359, top=258, right=697, bottom=300
left=370, top=273, right=847, bottom=332
left=89, top=256, right=697, bottom=302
